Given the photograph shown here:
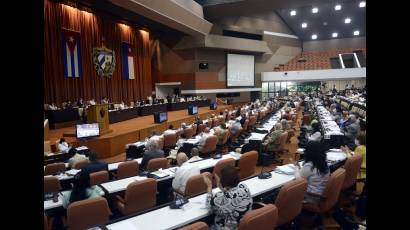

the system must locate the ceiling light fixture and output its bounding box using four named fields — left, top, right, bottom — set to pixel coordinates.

left=354, top=30, right=360, bottom=36
left=301, top=22, right=307, bottom=28
left=345, top=18, right=351, bottom=23
left=312, top=7, right=318, bottom=13
left=332, top=32, right=338, bottom=38
left=359, top=1, right=366, bottom=7
left=335, top=4, right=341, bottom=10
left=290, top=10, right=296, bottom=16
left=312, top=34, right=317, bottom=39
